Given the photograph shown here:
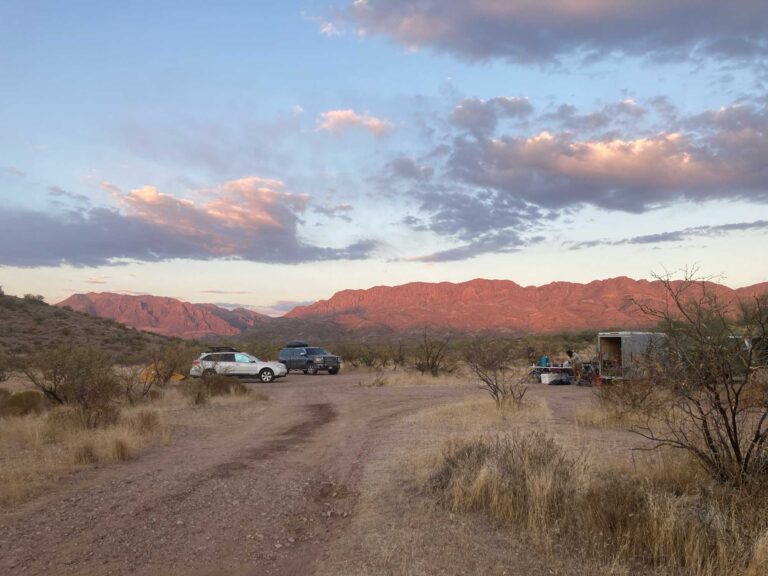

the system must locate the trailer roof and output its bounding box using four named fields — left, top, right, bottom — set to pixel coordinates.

left=597, top=331, right=666, bottom=337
